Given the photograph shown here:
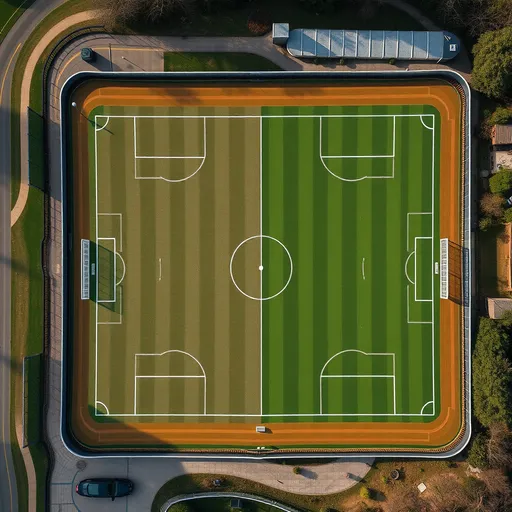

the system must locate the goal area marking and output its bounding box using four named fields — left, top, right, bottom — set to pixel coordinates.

left=93, top=112, right=438, bottom=419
